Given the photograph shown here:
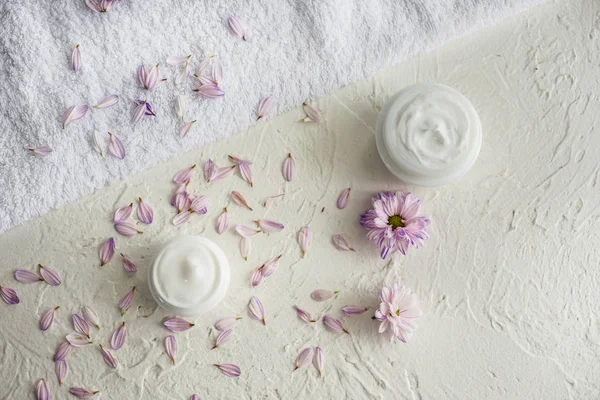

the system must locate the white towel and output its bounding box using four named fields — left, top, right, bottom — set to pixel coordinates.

left=0, top=0, right=543, bottom=233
